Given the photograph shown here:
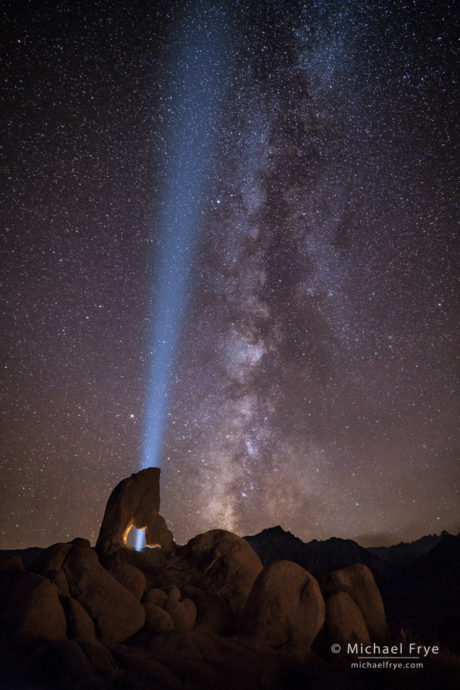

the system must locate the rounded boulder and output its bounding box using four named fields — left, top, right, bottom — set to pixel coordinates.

left=63, top=543, right=145, bottom=644
left=143, top=602, right=175, bottom=632
left=182, top=529, right=262, bottom=621
left=321, top=563, right=389, bottom=642
left=3, top=572, right=67, bottom=647
left=325, top=591, right=371, bottom=650
left=110, top=562, right=146, bottom=601
left=240, top=559, right=325, bottom=660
